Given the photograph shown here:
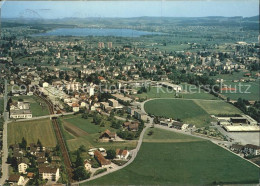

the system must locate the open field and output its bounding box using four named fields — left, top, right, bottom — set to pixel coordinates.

left=12, top=95, right=49, bottom=117
left=135, top=84, right=219, bottom=100
left=60, top=115, right=138, bottom=152
left=194, top=100, right=242, bottom=115
left=144, top=99, right=242, bottom=127
left=144, top=99, right=212, bottom=127
left=211, top=71, right=259, bottom=101
left=84, top=128, right=259, bottom=185
left=8, top=119, right=57, bottom=147
left=220, top=81, right=259, bottom=101
left=143, top=128, right=204, bottom=143
left=180, top=83, right=219, bottom=100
